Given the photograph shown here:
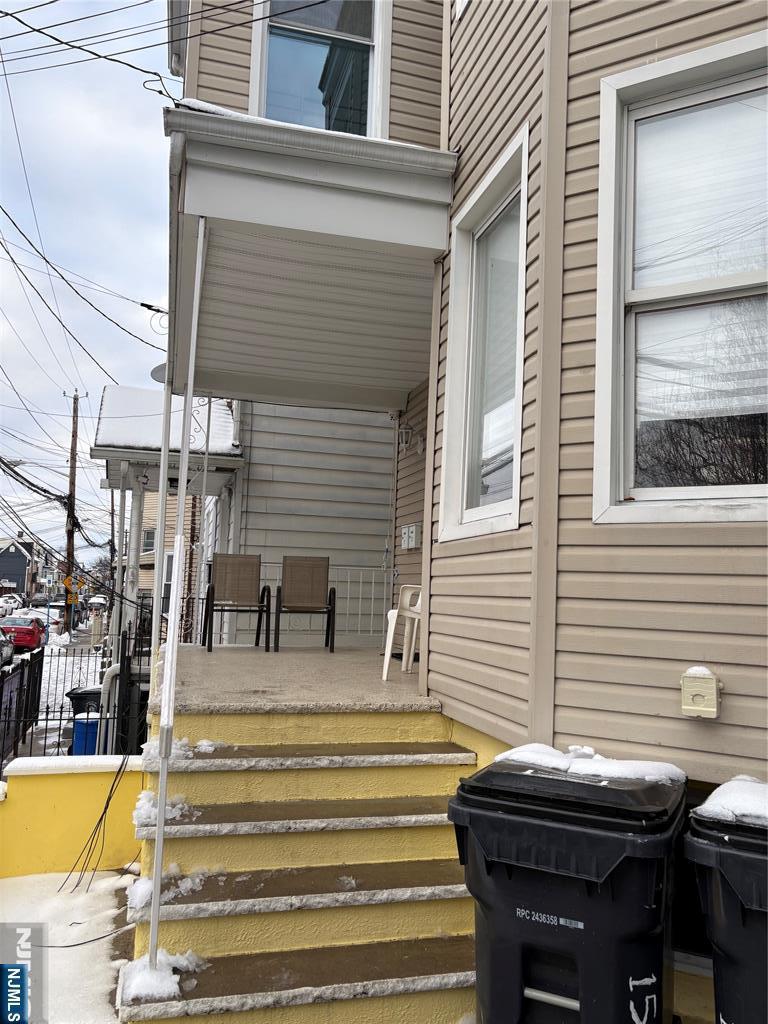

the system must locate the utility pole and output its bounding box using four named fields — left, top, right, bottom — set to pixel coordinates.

left=64, top=389, right=81, bottom=635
